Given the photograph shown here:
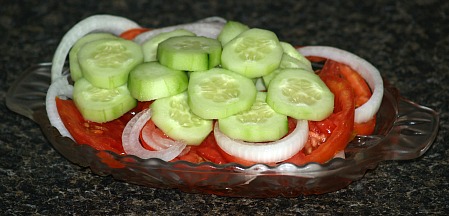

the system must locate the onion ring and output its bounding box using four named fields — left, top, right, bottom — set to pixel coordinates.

left=214, top=120, right=309, bottom=163
left=51, top=14, right=141, bottom=82
left=122, top=109, right=186, bottom=161
left=298, top=46, right=383, bottom=123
